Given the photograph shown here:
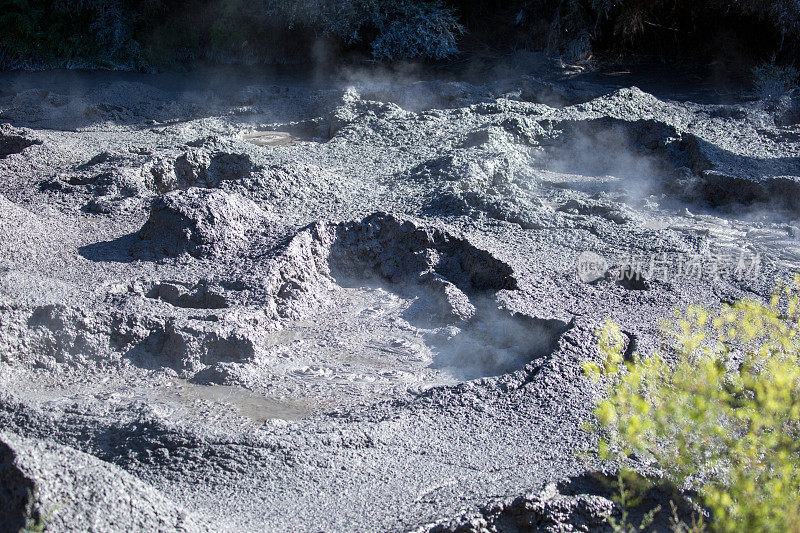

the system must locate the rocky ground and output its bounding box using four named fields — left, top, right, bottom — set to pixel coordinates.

left=0, top=59, right=799, bottom=532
